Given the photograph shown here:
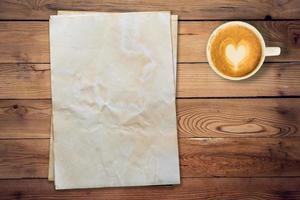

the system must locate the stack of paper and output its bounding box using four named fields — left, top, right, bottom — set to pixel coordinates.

left=49, top=11, right=179, bottom=190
